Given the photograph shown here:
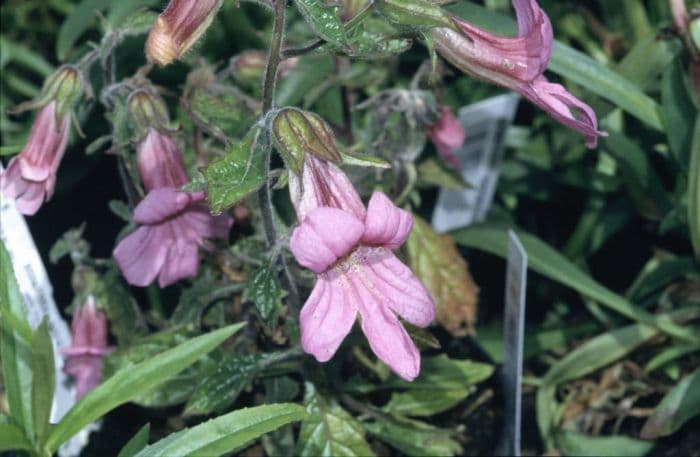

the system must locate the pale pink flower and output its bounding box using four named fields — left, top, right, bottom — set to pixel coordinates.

left=146, top=0, right=222, bottom=66
left=670, top=0, right=689, bottom=33
left=428, top=106, right=466, bottom=170
left=62, top=296, right=114, bottom=400
left=289, top=155, right=435, bottom=381
left=113, top=129, right=232, bottom=287
left=0, top=102, right=69, bottom=215
left=431, top=0, right=606, bottom=148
